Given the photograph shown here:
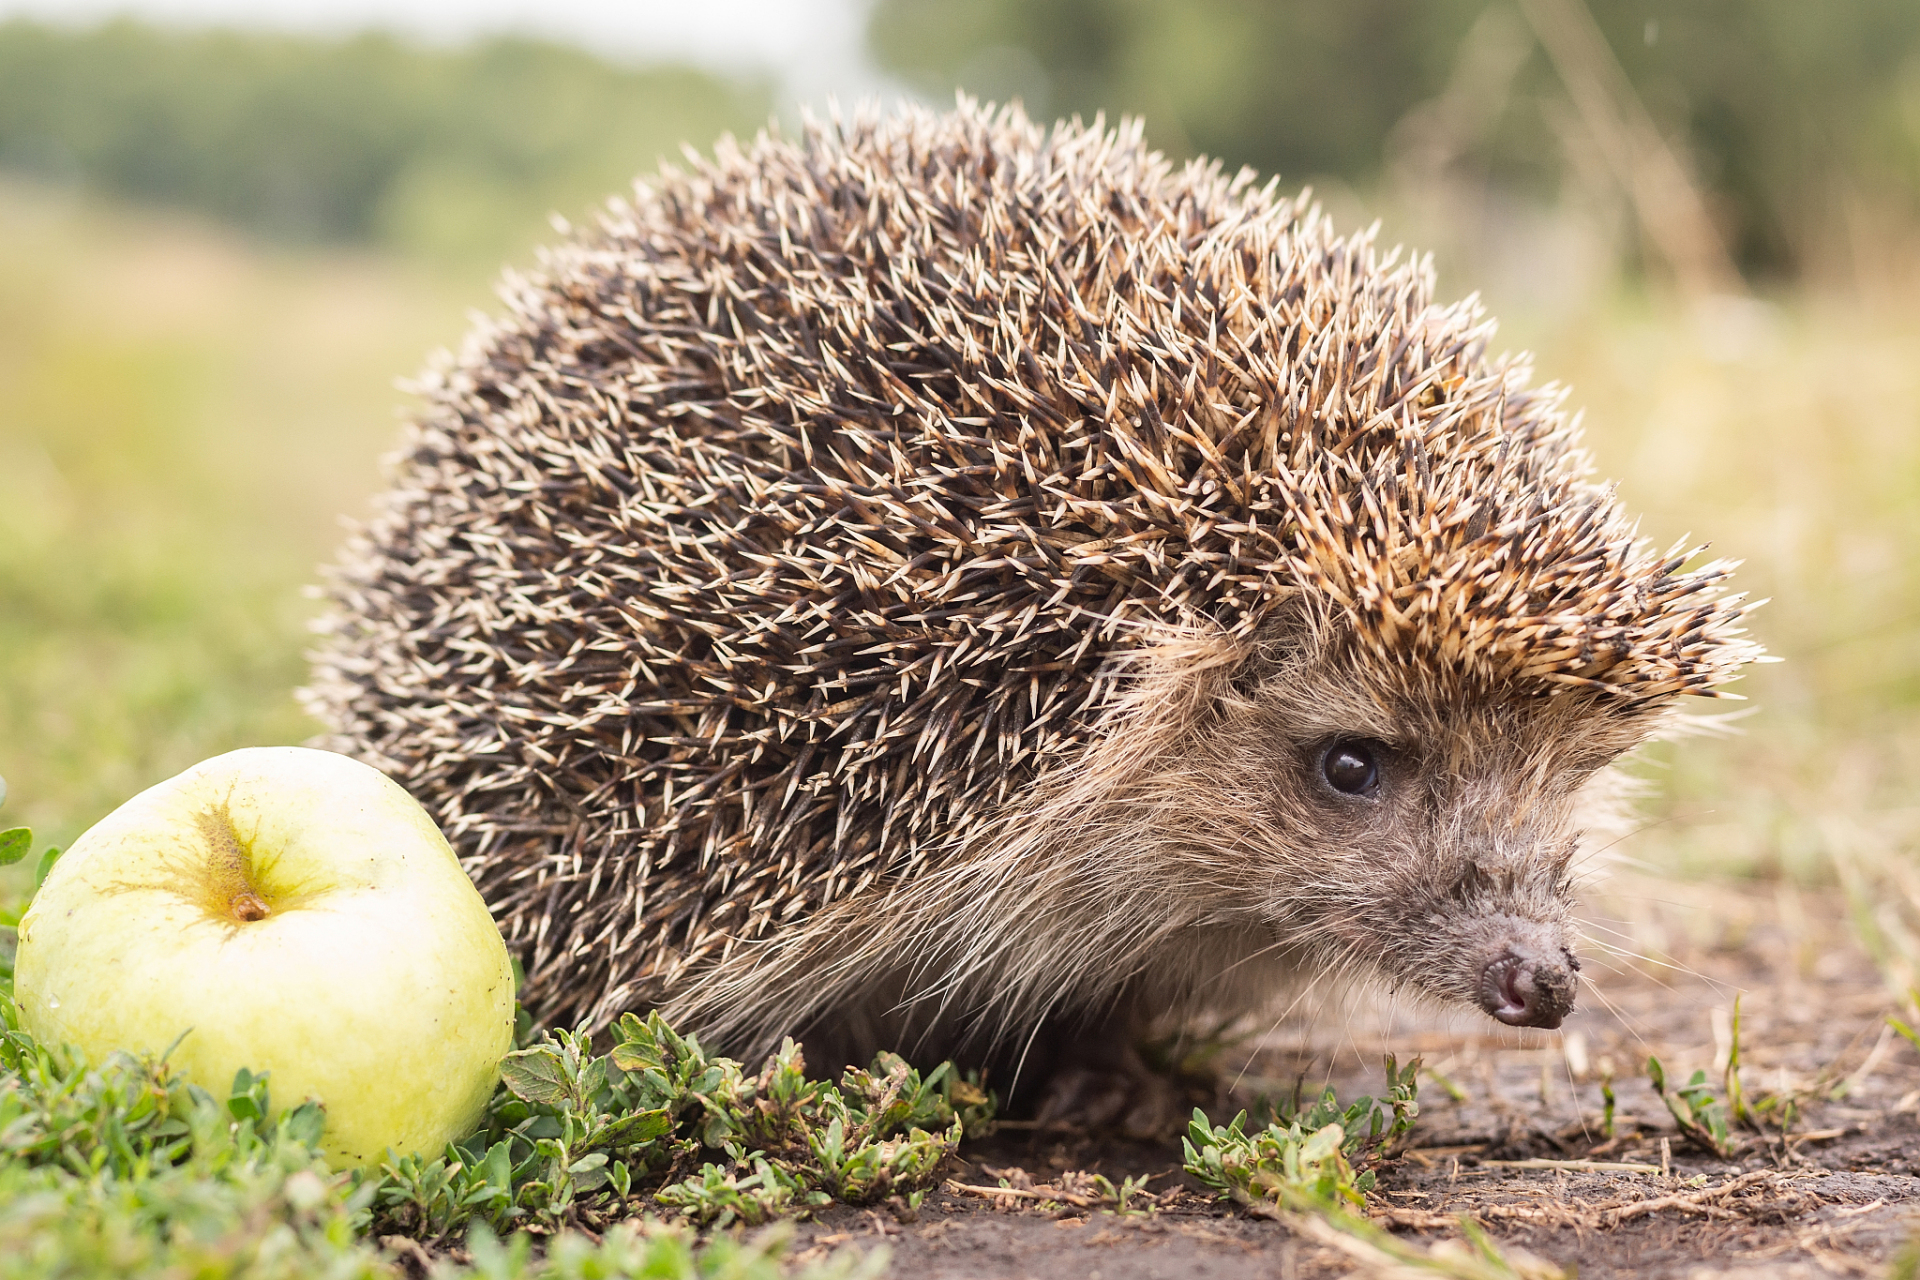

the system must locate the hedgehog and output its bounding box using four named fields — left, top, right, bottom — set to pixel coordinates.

left=304, top=101, right=1761, bottom=1124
